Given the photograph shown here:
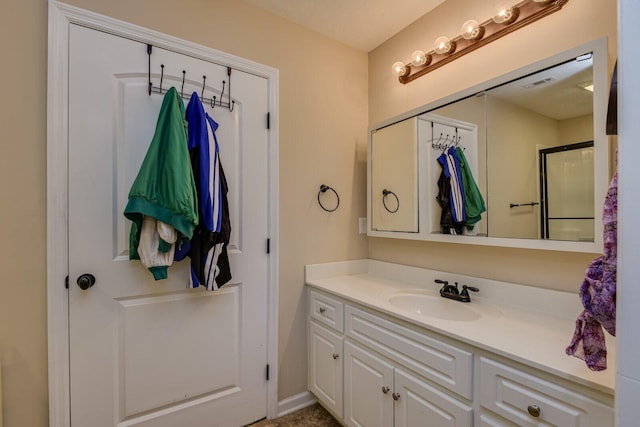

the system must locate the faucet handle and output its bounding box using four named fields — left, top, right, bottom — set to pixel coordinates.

left=460, top=285, right=479, bottom=296
left=434, top=279, right=448, bottom=286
